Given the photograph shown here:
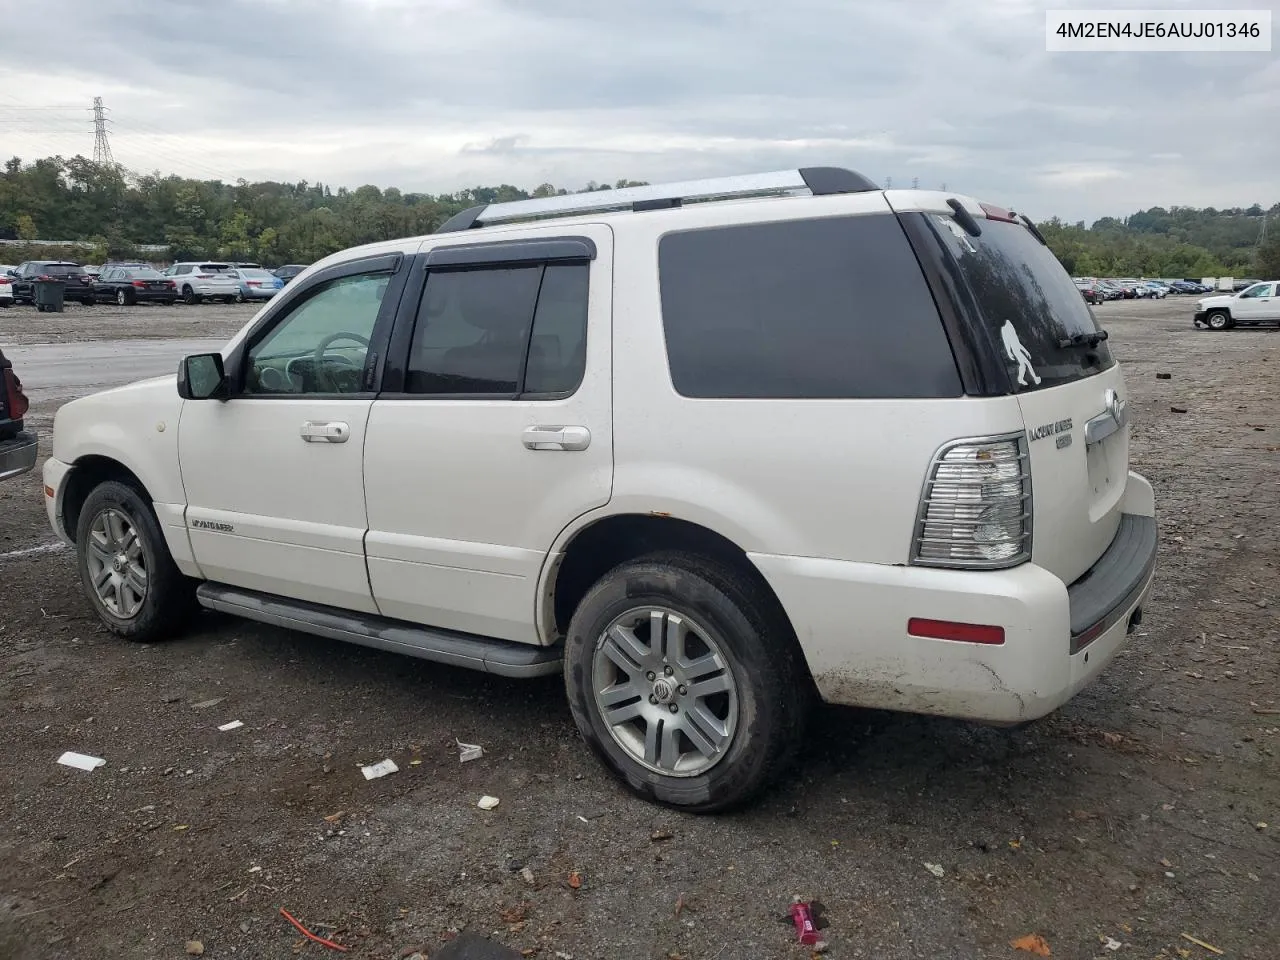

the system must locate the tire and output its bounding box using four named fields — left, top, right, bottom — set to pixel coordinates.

left=116, top=288, right=130, bottom=306
left=1206, top=310, right=1232, bottom=330
left=74, top=480, right=197, bottom=642
left=235, top=290, right=245, bottom=303
left=161, top=299, right=175, bottom=306
left=81, top=297, right=95, bottom=306
left=563, top=551, right=808, bottom=812
left=182, top=286, right=201, bottom=305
